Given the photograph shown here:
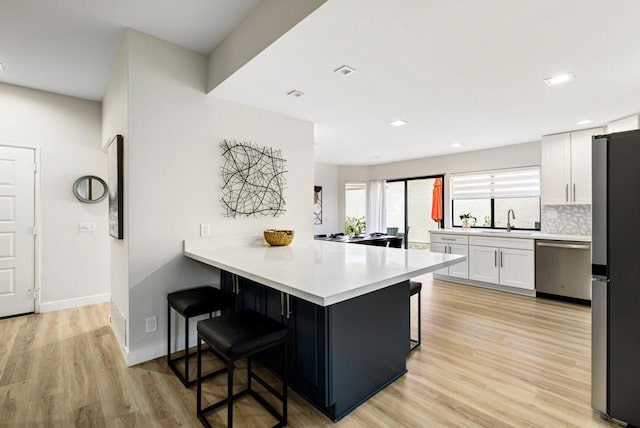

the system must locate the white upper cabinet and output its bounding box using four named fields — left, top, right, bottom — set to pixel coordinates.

left=571, top=128, right=601, bottom=204
left=541, top=127, right=603, bottom=205
left=606, top=115, right=639, bottom=134
left=541, top=133, right=571, bottom=205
